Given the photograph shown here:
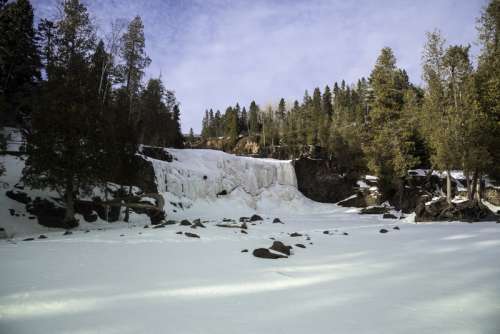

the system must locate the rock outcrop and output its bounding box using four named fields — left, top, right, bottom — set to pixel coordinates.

left=293, top=157, right=357, bottom=203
